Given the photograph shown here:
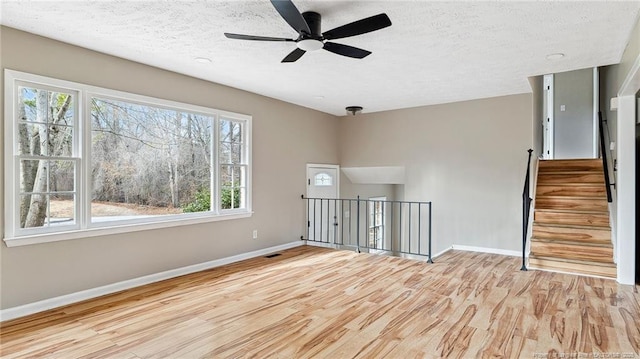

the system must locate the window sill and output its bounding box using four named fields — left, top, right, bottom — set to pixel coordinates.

left=3, top=211, right=253, bottom=247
